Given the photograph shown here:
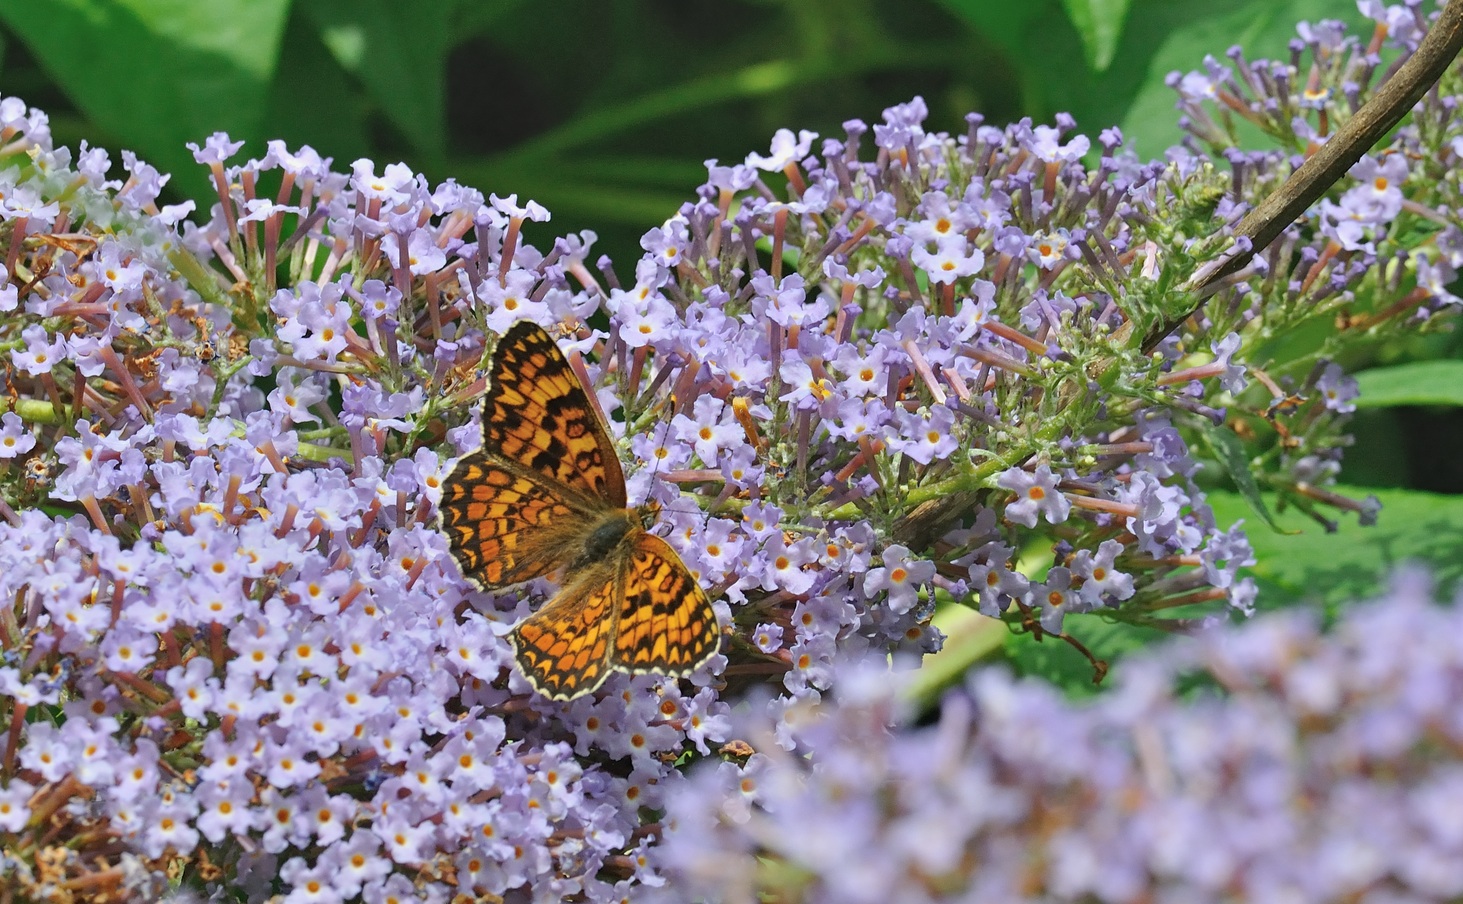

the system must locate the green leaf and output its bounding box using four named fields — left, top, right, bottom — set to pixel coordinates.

left=1199, top=421, right=1291, bottom=534
left=298, top=0, right=454, bottom=159
left=1004, top=616, right=1165, bottom=697
left=1014, top=484, right=1463, bottom=693
left=0, top=0, right=289, bottom=188
left=263, top=14, right=372, bottom=163
left=1060, top=0, right=1132, bottom=71
left=929, top=0, right=1058, bottom=64
left=1354, top=360, right=1463, bottom=408
left=1208, top=486, right=1463, bottom=612
left=1115, top=0, right=1371, bottom=158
